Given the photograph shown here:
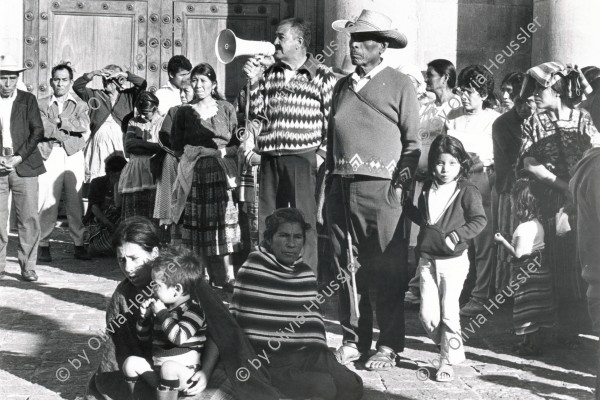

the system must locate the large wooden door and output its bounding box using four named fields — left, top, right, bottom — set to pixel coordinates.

left=173, top=2, right=279, bottom=100
left=23, top=0, right=153, bottom=95
left=22, top=0, right=296, bottom=99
